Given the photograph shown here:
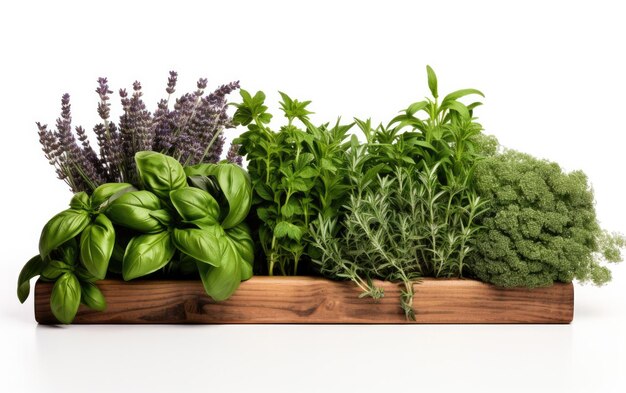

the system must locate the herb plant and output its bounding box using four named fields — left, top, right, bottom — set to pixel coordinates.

left=19, top=66, right=626, bottom=324
left=469, top=148, right=625, bottom=287
left=37, top=73, right=242, bottom=193
left=233, top=91, right=353, bottom=275
left=311, top=66, right=489, bottom=318
left=17, top=151, right=253, bottom=323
